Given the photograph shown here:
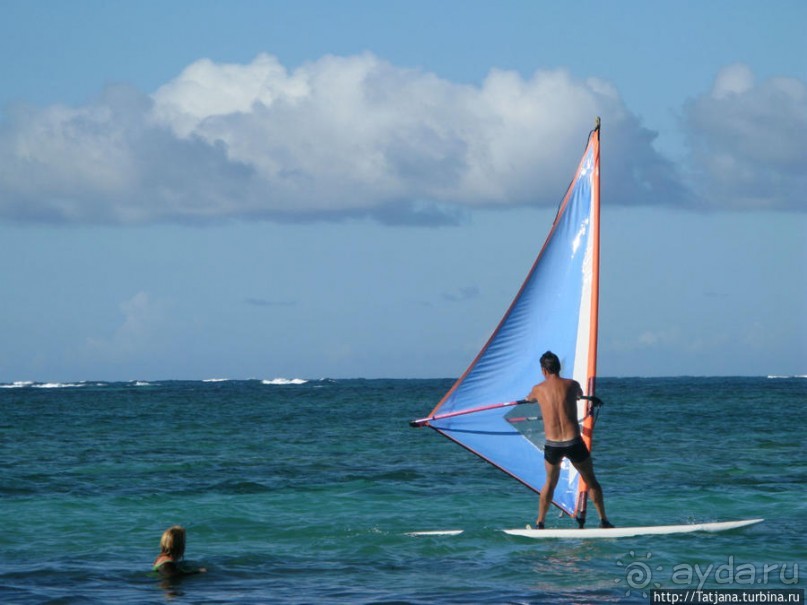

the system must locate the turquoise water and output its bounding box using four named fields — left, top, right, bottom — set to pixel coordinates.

left=1, top=377, right=804, bottom=603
